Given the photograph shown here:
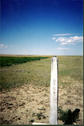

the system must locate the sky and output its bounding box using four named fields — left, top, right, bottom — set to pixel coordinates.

left=0, top=0, right=83, bottom=55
